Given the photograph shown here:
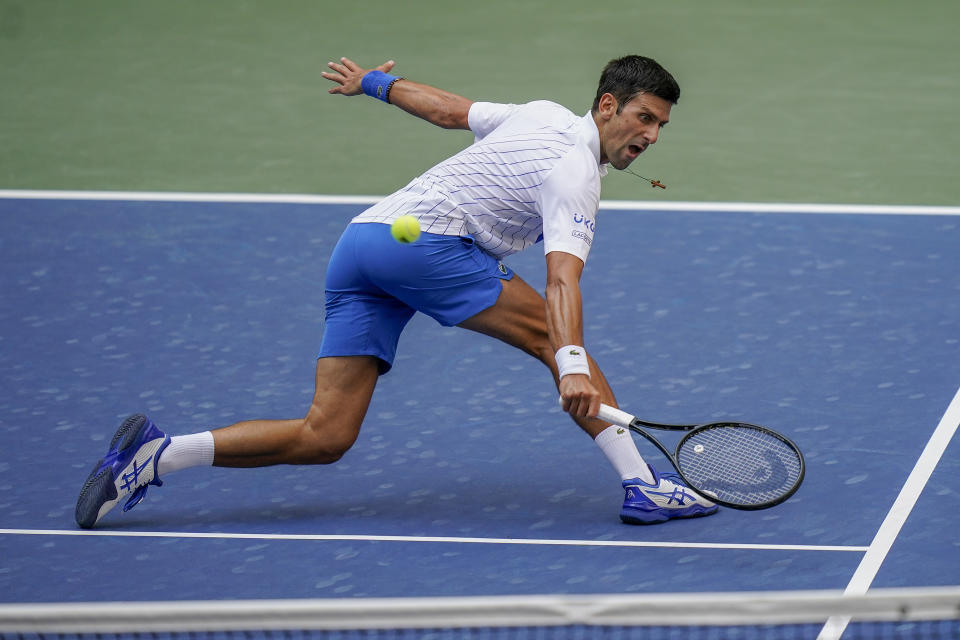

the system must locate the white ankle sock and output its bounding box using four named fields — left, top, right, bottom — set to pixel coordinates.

left=157, top=431, right=215, bottom=476
left=594, top=424, right=654, bottom=483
